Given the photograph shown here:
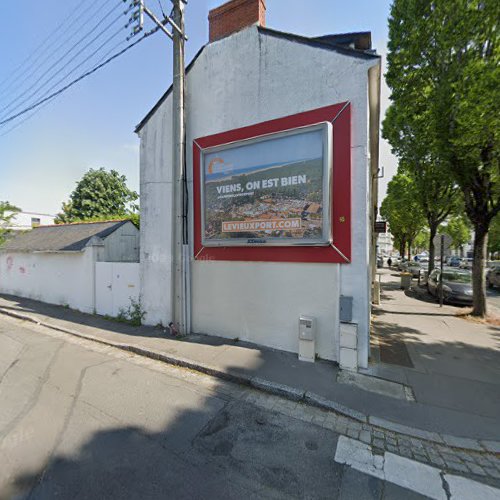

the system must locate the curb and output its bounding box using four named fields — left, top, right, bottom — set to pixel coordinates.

left=2, top=306, right=499, bottom=455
